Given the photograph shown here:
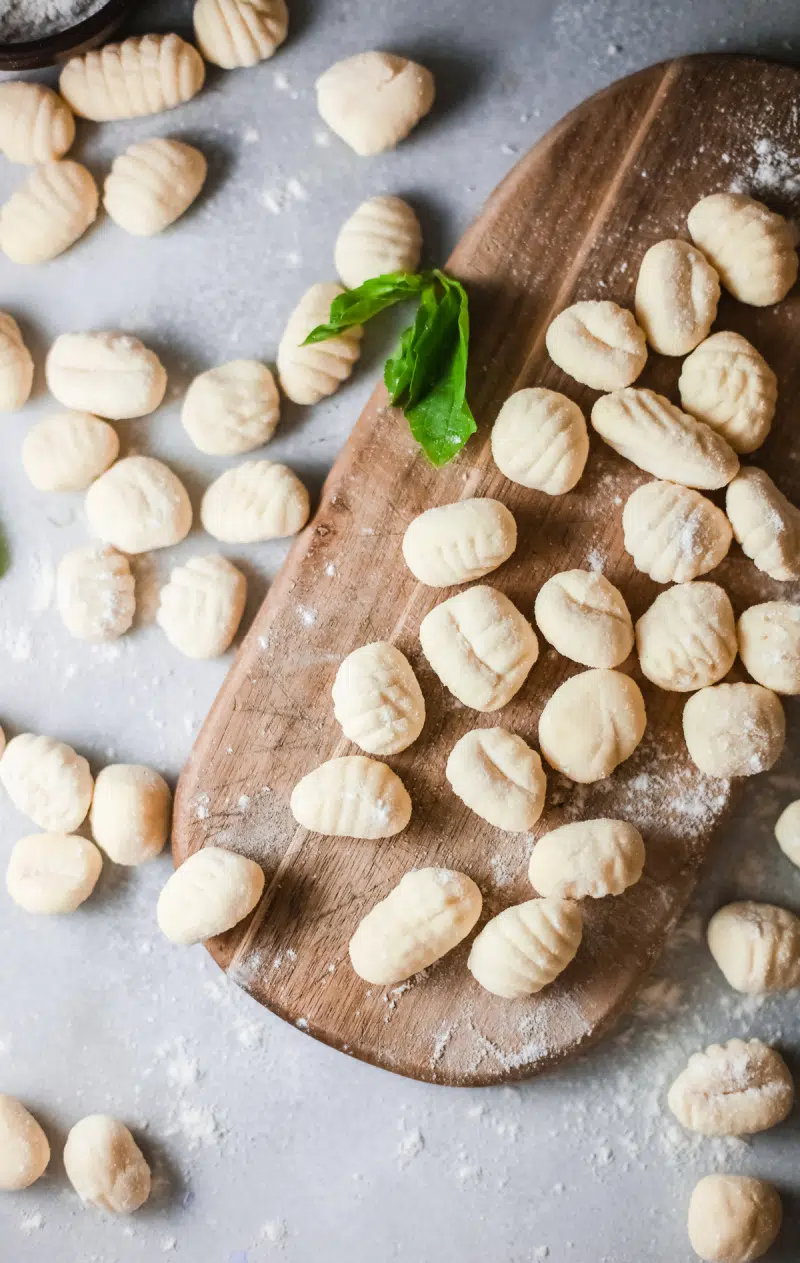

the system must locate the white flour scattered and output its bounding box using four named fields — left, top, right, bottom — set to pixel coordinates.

left=19, top=1210, right=43, bottom=1235
left=261, top=179, right=309, bottom=215
left=585, top=547, right=605, bottom=572
left=730, top=136, right=800, bottom=201
left=28, top=550, right=55, bottom=613
left=237, top=794, right=251, bottom=812
left=0, top=0, right=106, bottom=41
left=261, top=1218, right=288, bottom=1245
left=396, top=1124, right=425, bottom=1167
left=166, top=1102, right=225, bottom=1152
left=296, top=604, right=317, bottom=627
